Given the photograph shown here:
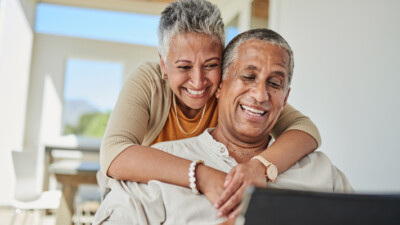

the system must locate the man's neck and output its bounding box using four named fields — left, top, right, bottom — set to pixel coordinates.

left=210, top=126, right=271, bottom=163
